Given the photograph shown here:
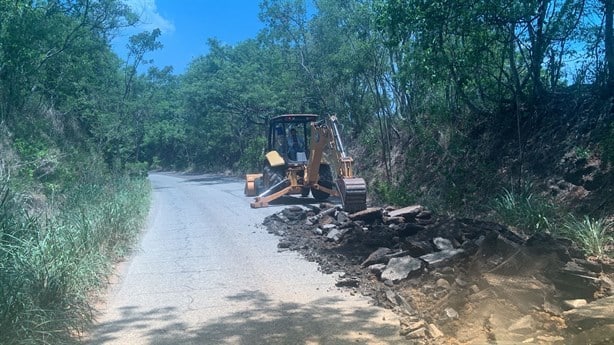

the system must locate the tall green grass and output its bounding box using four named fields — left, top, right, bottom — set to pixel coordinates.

left=0, top=174, right=150, bottom=345
left=491, top=188, right=557, bottom=234
left=491, top=188, right=613, bottom=259
left=560, top=216, right=613, bottom=259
